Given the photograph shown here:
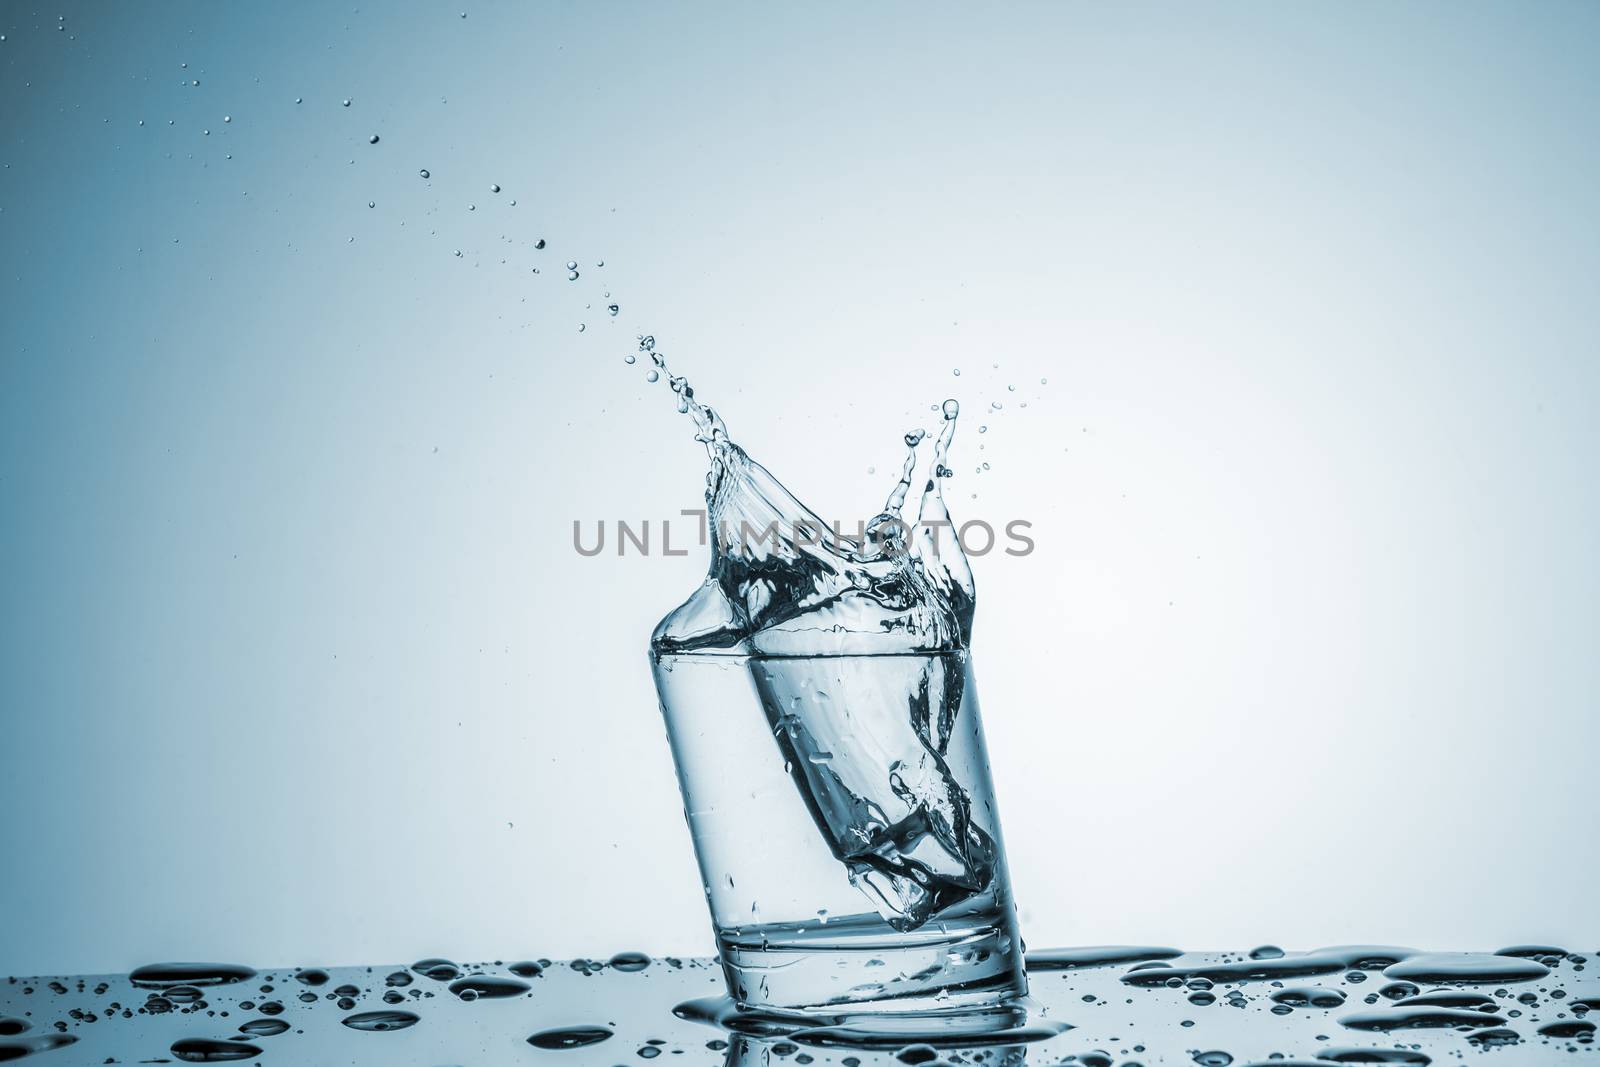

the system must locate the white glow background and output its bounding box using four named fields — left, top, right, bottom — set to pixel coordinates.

left=2, top=2, right=1597, bottom=974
